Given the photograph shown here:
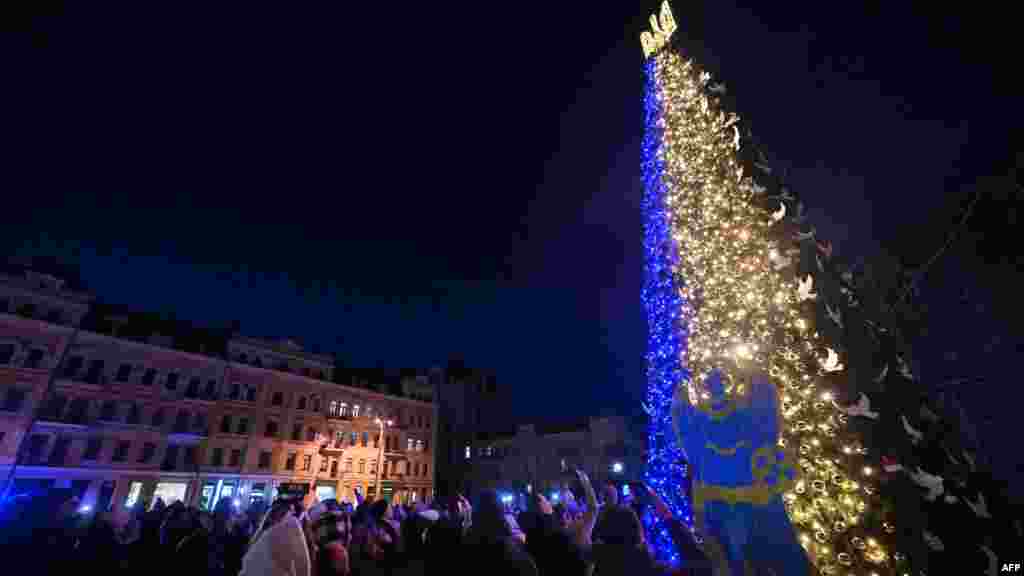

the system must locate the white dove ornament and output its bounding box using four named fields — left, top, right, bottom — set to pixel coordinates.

left=832, top=392, right=879, bottom=419
left=797, top=275, right=817, bottom=302
left=825, top=302, right=843, bottom=328
left=821, top=348, right=844, bottom=373
left=902, top=415, right=923, bottom=444
left=909, top=467, right=945, bottom=501
left=771, top=203, right=786, bottom=223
